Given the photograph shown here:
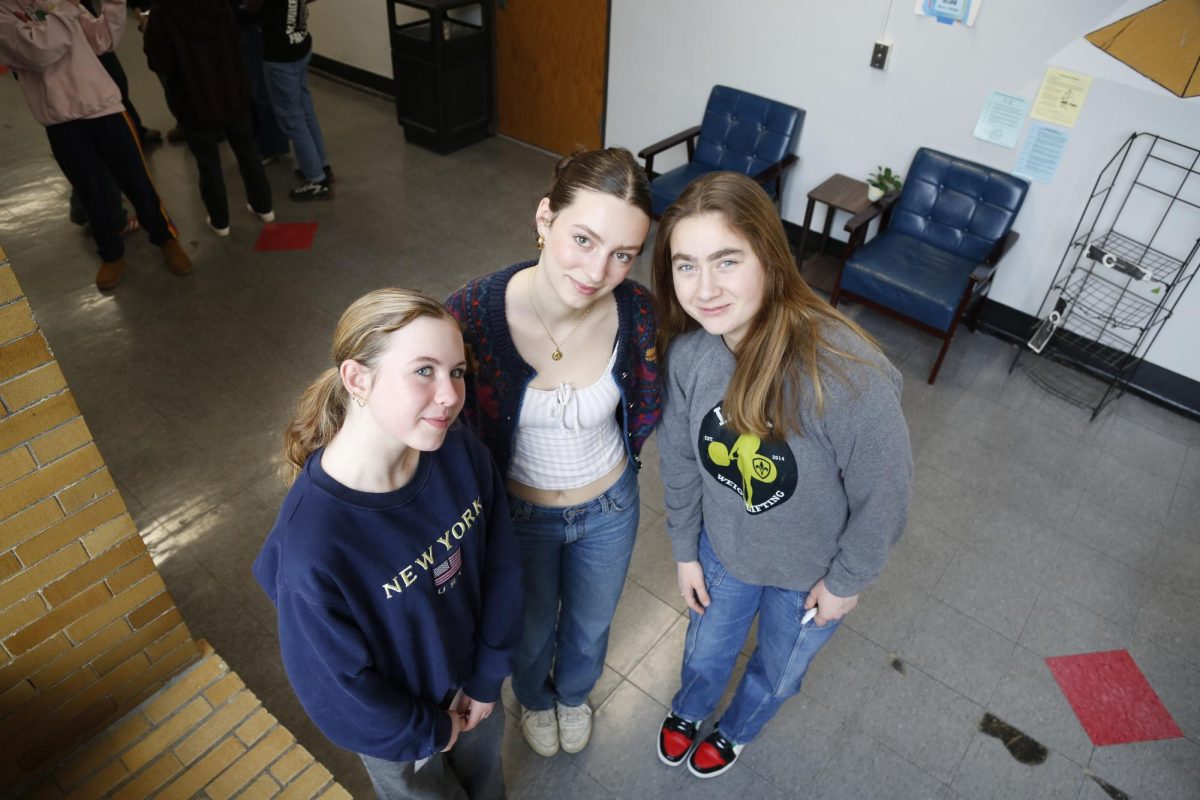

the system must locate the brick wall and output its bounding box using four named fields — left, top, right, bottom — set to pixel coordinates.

left=26, top=644, right=351, bottom=799
left=0, top=246, right=201, bottom=787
